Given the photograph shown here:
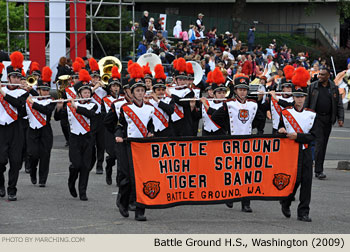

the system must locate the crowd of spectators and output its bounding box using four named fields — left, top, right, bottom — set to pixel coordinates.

left=136, top=11, right=332, bottom=84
